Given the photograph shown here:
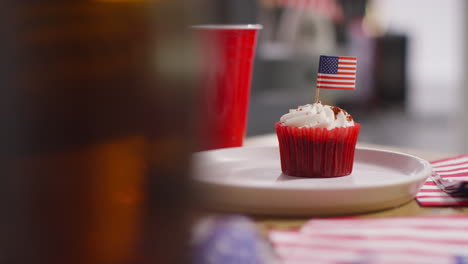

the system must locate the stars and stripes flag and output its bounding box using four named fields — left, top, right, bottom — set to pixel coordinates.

left=269, top=216, right=468, bottom=264
left=416, top=155, right=468, bottom=206
left=317, top=55, right=357, bottom=90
